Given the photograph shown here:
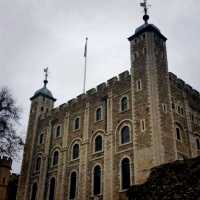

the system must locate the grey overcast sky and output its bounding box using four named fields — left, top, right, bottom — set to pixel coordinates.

left=0, top=0, right=199, bottom=173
